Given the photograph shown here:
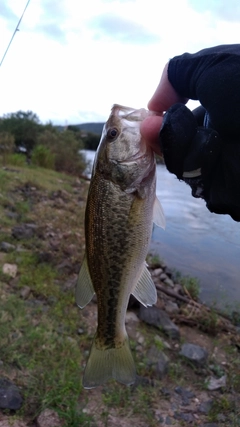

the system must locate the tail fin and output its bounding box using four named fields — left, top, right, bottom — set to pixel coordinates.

left=83, top=336, right=136, bottom=389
